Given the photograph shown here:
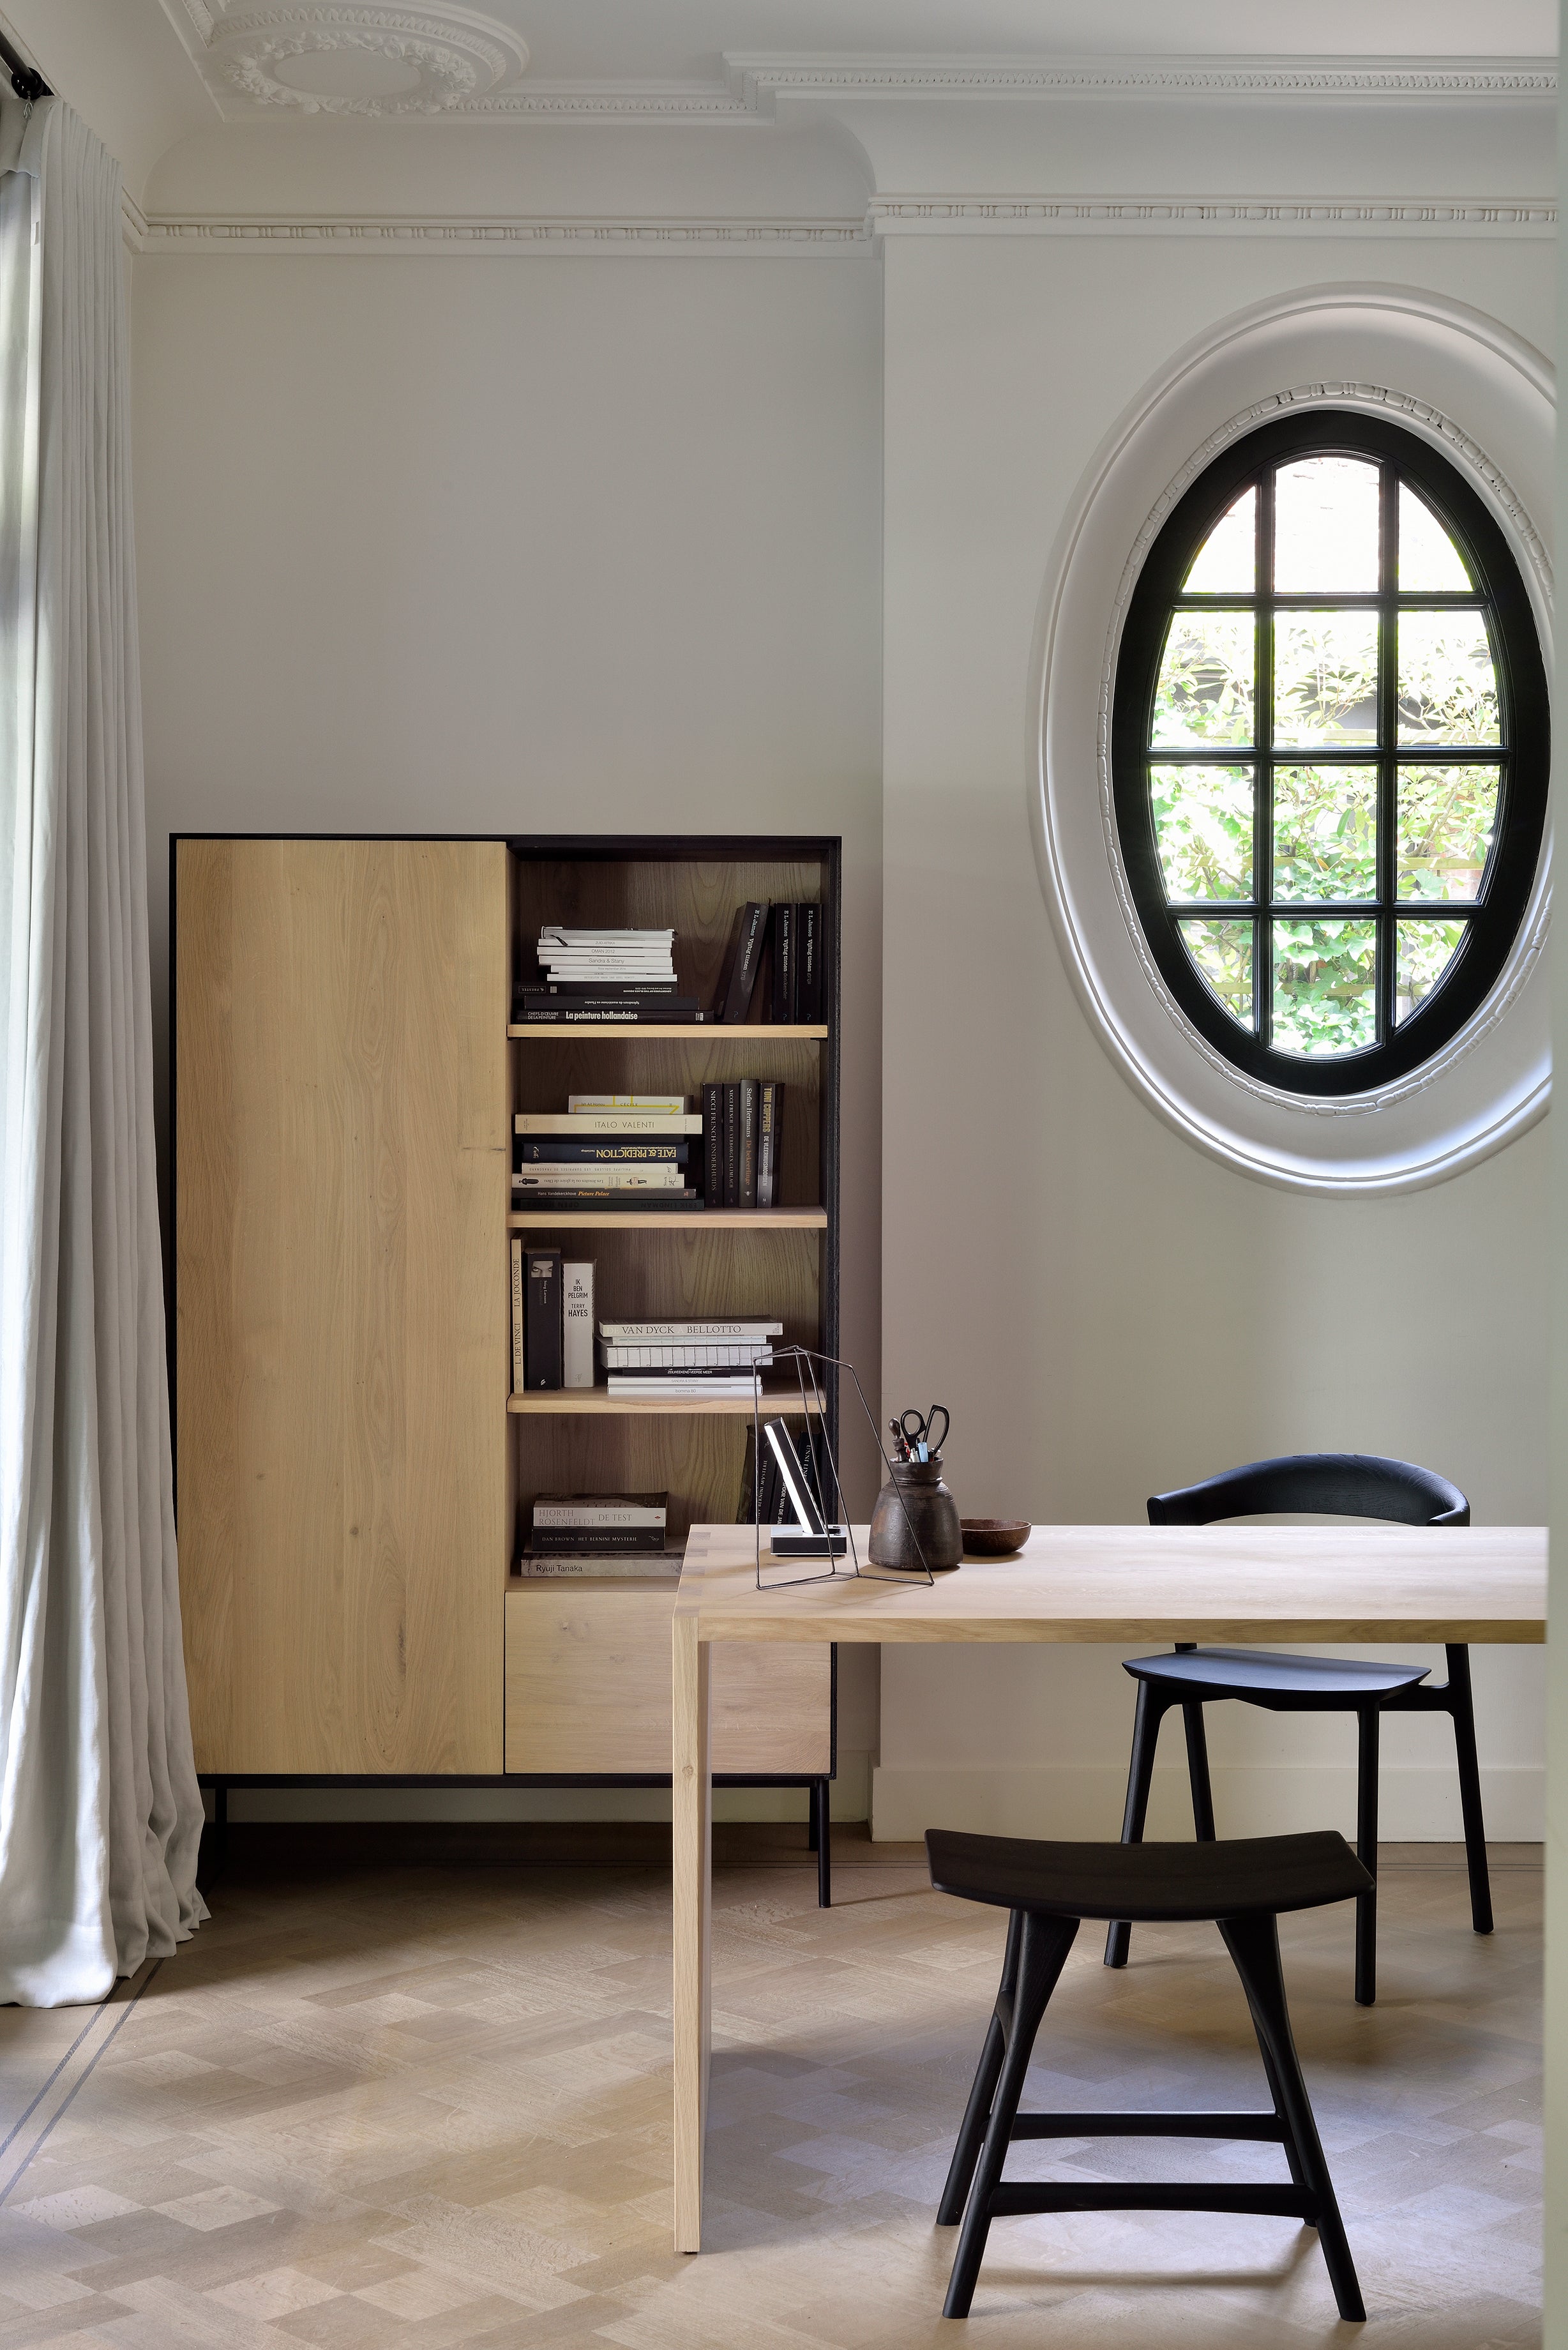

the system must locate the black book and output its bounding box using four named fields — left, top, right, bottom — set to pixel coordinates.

left=714, top=903, right=766, bottom=1023
left=521, top=981, right=687, bottom=1000
left=529, top=1528, right=665, bottom=1555
left=524, top=1247, right=562, bottom=1388
left=516, top=999, right=710, bottom=1026
left=757, top=1080, right=783, bottom=1209
left=798, top=904, right=822, bottom=1023
left=520, top=1140, right=687, bottom=1165
left=723, top=1082, right=739, bottom=1209
left=768, top=902, right=795, bottom=1024
left=739, top=1079, right=758, bottom=1209
left=702, top=1081, right=723, bottom=1206
left=516, top=1194, right=704, bottom=1213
